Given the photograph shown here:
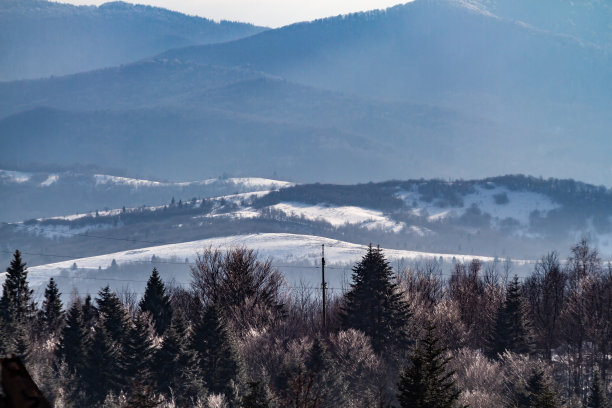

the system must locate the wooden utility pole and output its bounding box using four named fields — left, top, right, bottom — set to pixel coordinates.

left=321, top=244, right=327, bottom=330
